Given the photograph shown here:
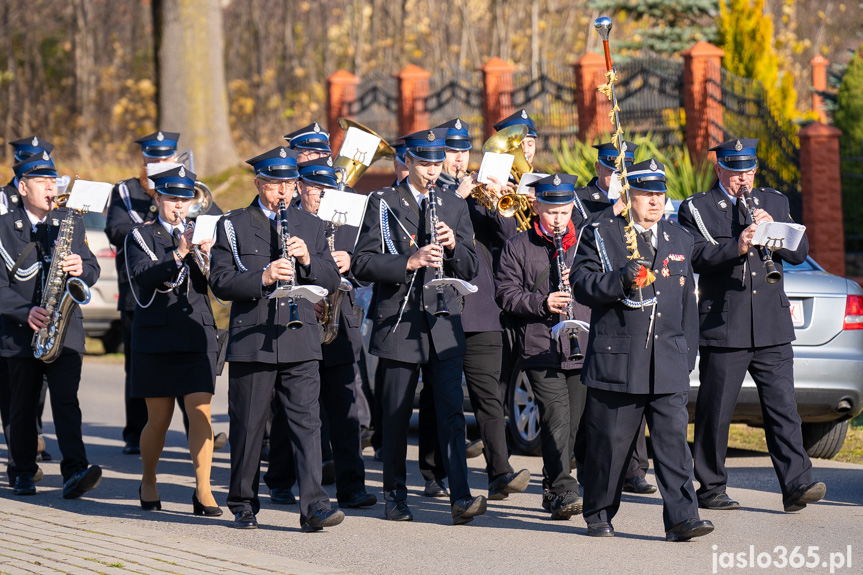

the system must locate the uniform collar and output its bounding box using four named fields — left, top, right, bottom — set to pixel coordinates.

left=633, top=221, right=658, bottom=247
left=406, top=178, right=427, bottom=206
left=717, top=182, right=738, bottom=206
left=158, top=216, right=184, bottom=235
left=24, top=207, right=46, bottom=229
left=257, top=197, right=277, bottom=220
